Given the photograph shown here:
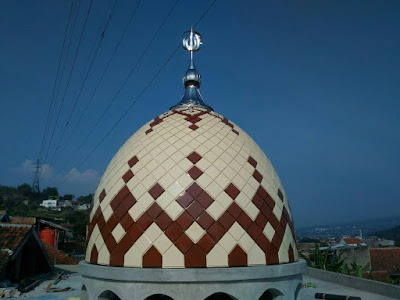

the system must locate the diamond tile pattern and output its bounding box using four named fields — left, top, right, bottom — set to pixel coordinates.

left=86, top=108, right=298, bottom=268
